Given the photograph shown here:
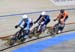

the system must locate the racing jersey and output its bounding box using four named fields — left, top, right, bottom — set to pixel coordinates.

left=35, top=15, right=50, bottom=23
left=57, top=11, right=68, bottom=21
left=18, top=18, right=32, bottom=30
